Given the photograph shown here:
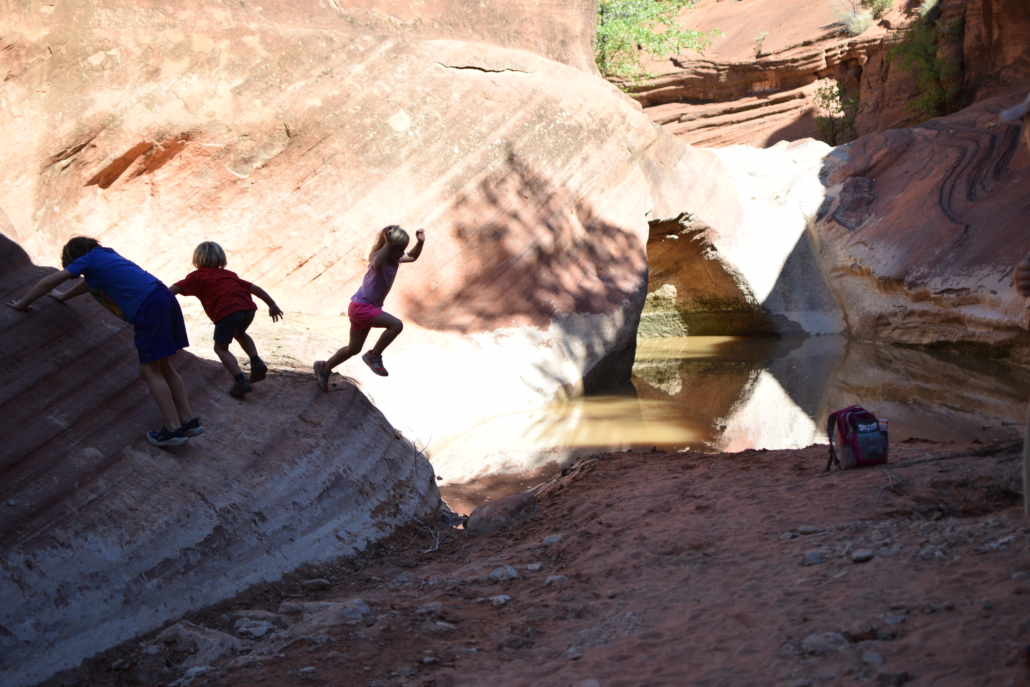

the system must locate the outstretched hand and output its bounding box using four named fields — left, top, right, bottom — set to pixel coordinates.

left=6, top=299, right=30, bottom=311
left=269, top=304, right=284, bottom=322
